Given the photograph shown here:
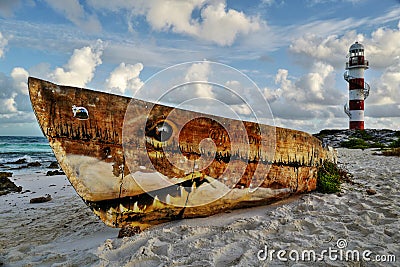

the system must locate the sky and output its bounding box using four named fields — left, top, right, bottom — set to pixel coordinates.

left=0, top=0, right=399, bottom=136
